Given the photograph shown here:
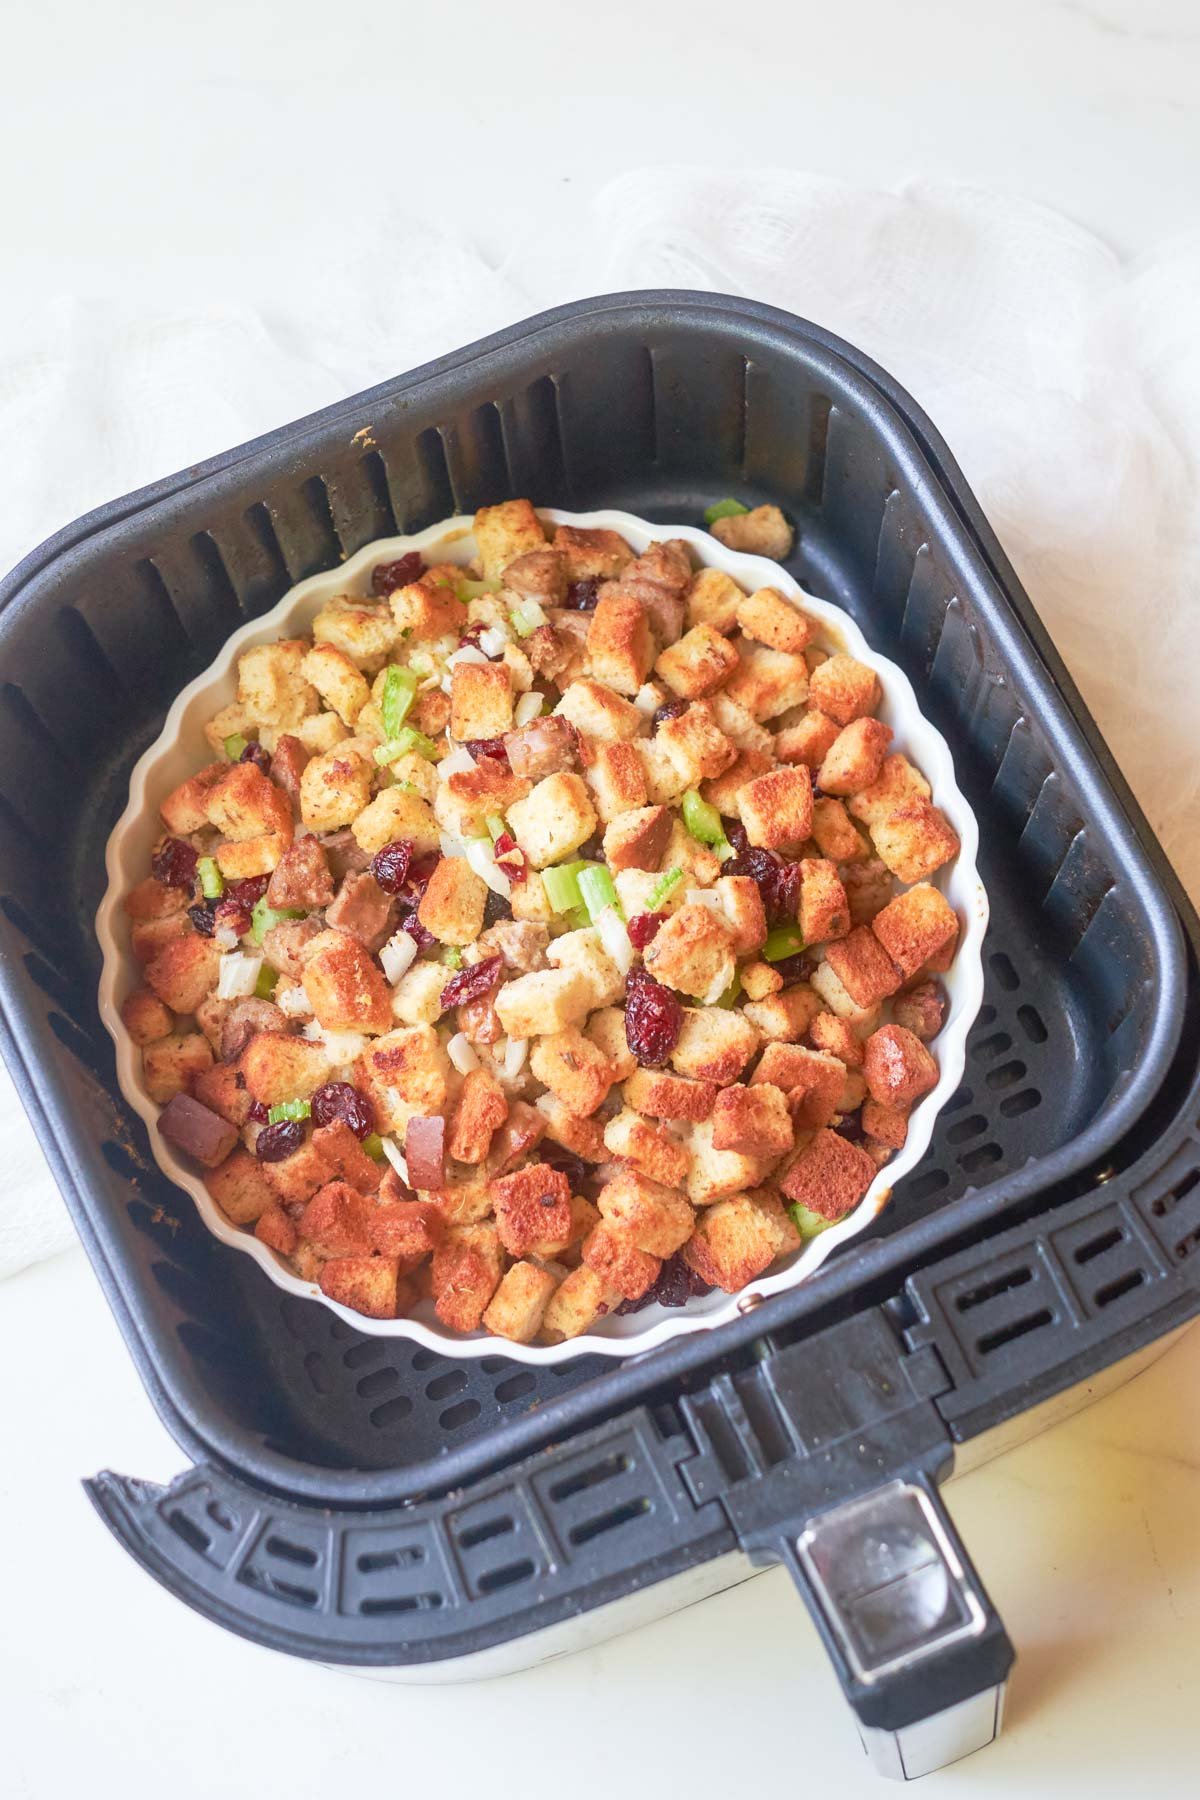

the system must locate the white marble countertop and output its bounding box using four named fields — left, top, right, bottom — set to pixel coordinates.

left=3, top=0, right=1199, bottom=1793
